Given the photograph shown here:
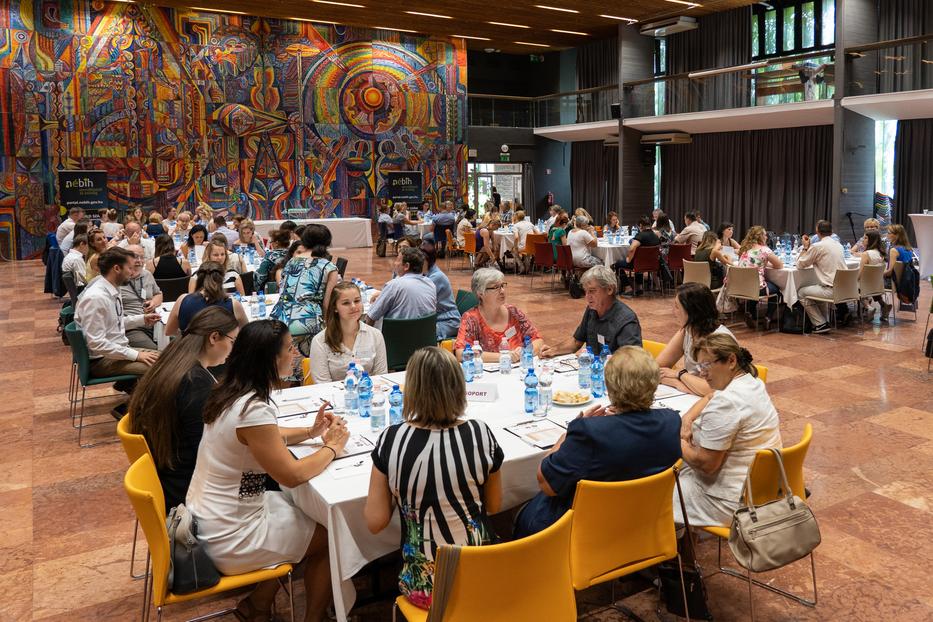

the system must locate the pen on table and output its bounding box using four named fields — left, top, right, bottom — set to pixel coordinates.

left=334, top=460, right=366, bottom=471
